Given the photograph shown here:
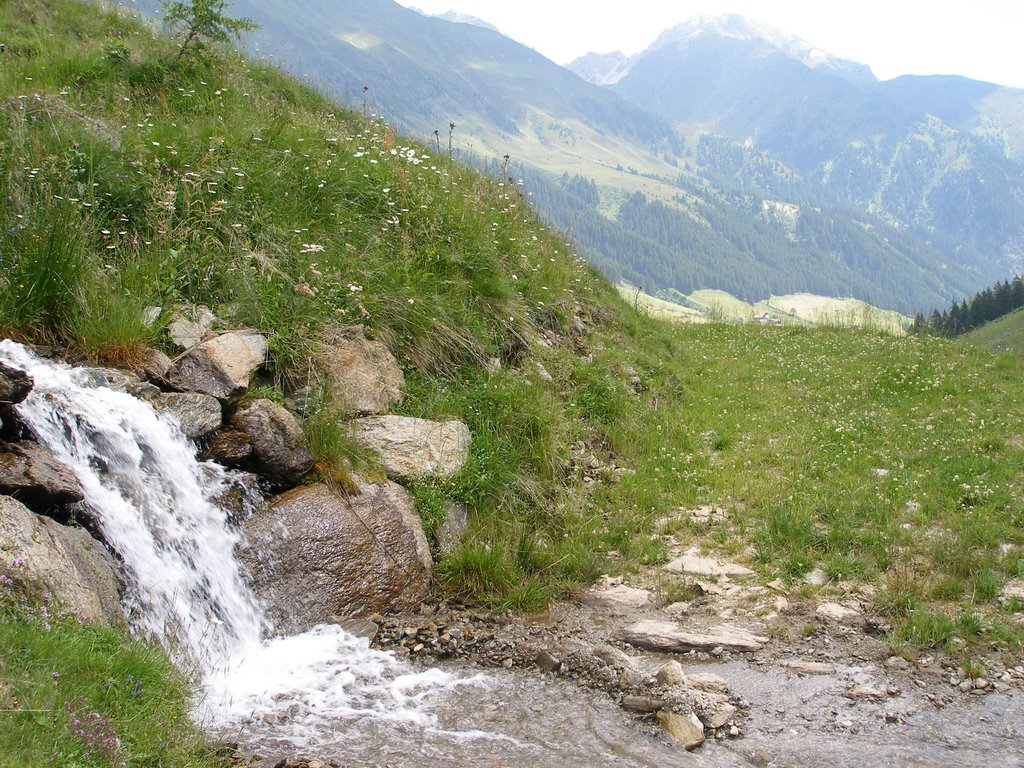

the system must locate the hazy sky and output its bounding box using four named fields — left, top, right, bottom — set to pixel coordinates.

left=397, top=1, right=1024, bottom=88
